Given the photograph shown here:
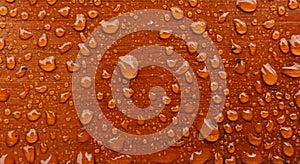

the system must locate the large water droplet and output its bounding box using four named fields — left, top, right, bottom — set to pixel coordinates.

left=190, top=20, right=206, bottom=35
left=118, top=55, right=139, bottom=80
left=100, top=19, right=120, bottom=34
left=289, top=35, right=300, bottom=56
left=73, top=14, right=86, bottom=31
left=233, top=18, right=247, bottom=35
left=261, top=63, right=278, bottom=85
left=236, top=0, right=258, bottom=12
left=39, top=56, right=56, bottom=72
